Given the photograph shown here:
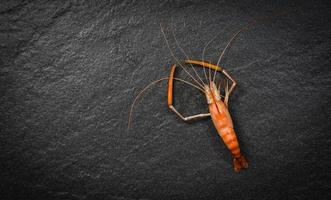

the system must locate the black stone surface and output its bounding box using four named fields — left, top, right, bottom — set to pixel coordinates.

left=1, top=0, right=330, bottom=199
